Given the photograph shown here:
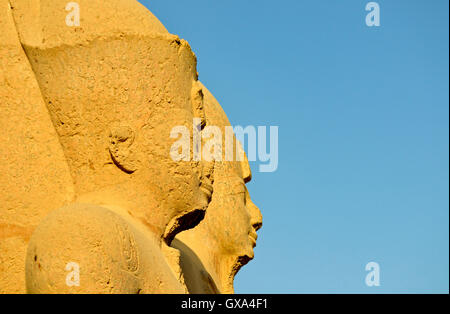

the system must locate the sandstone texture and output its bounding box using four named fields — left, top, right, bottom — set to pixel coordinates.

left=0, top=0, right=262, bottom=294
